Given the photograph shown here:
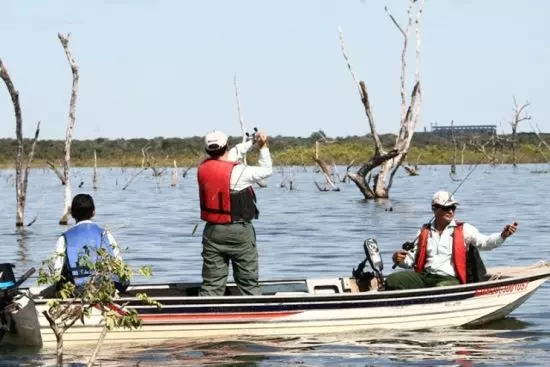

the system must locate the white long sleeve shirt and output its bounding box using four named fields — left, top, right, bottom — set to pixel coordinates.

left=398, top=220, right=505, bottom=277
left=53, top=220, right=122, bottom=277
left=227, top=141, right=273, bottom=191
